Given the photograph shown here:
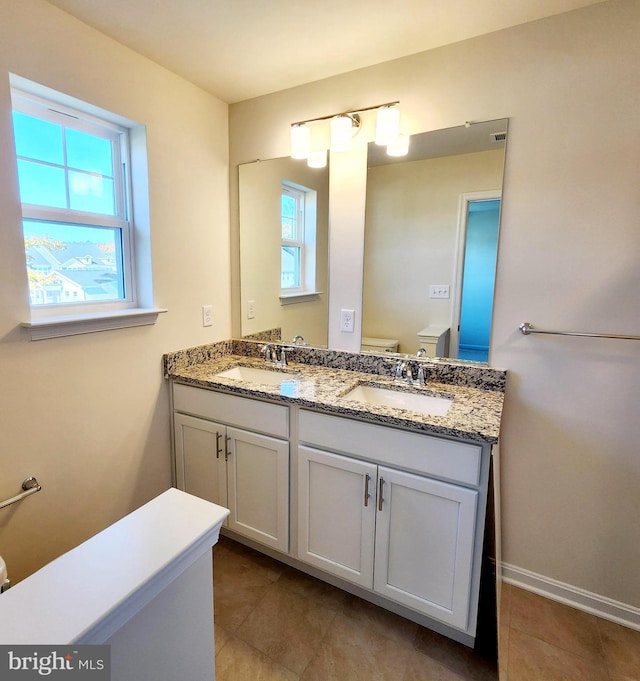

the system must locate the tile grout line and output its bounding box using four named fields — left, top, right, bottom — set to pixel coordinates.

left=297, top=607, right=339, bottom=680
